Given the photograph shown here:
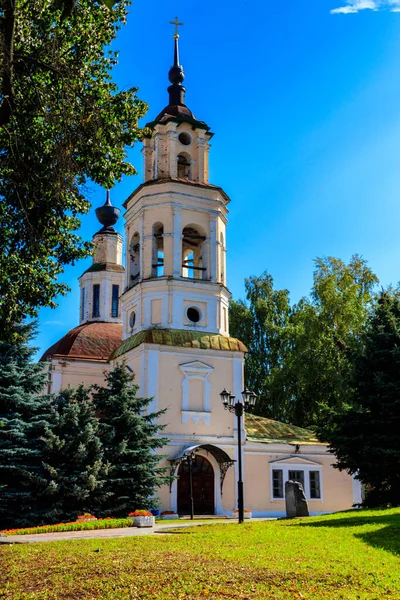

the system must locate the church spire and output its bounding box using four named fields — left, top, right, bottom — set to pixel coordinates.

left=168, top=17, right=185, bottom=107
left=149, top=17, right=211, bottom=131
